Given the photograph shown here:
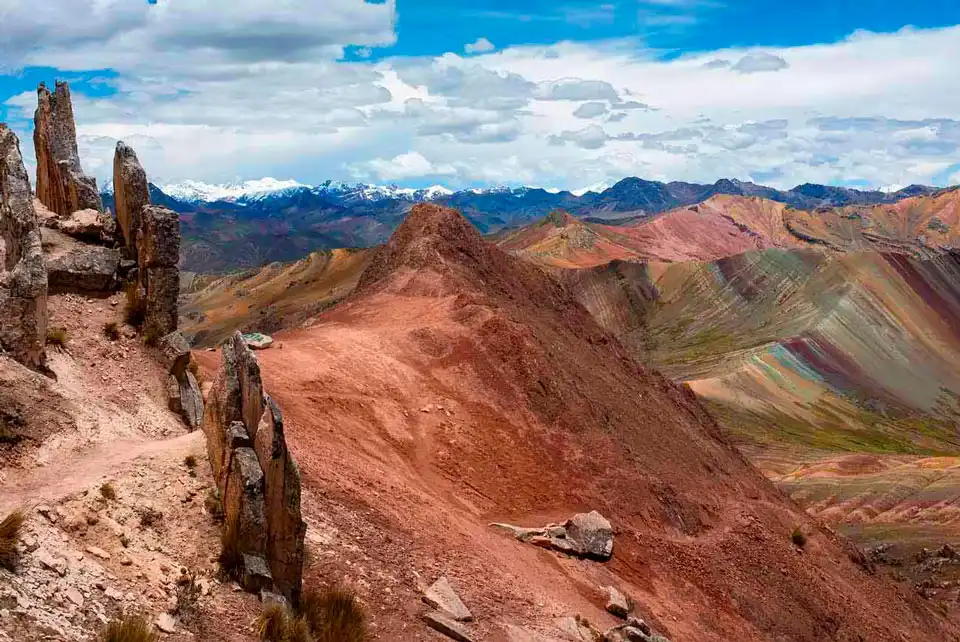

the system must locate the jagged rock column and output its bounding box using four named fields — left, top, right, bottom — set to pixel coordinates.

left=136, top=205, right=180, bottom=339
left=113, top=142, right=150, bottom=260
left=33, top=81, right=102, bottom=217
left=0, top=125, right=48, bottom=371
left=202, top=331, right=305, bottom=603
